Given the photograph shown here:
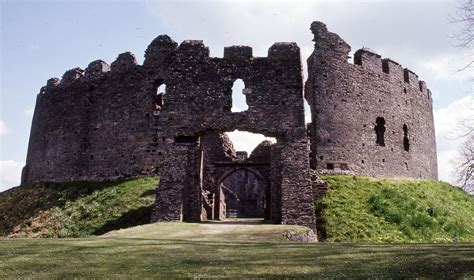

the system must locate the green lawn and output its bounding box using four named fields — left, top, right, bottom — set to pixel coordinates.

left=1, top=222, right=473, bottom=279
